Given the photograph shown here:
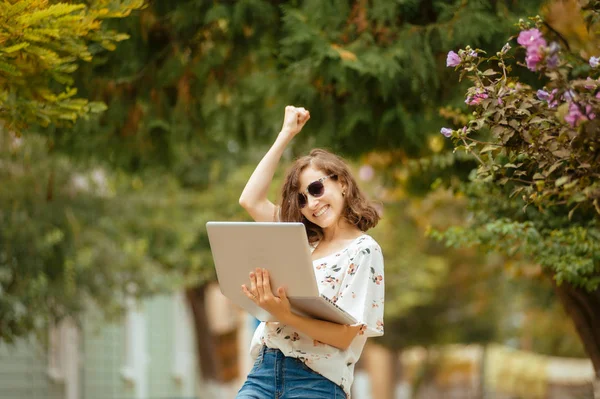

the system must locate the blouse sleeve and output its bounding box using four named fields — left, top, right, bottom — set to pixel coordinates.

left=336, top=241, right=385, bottom=337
